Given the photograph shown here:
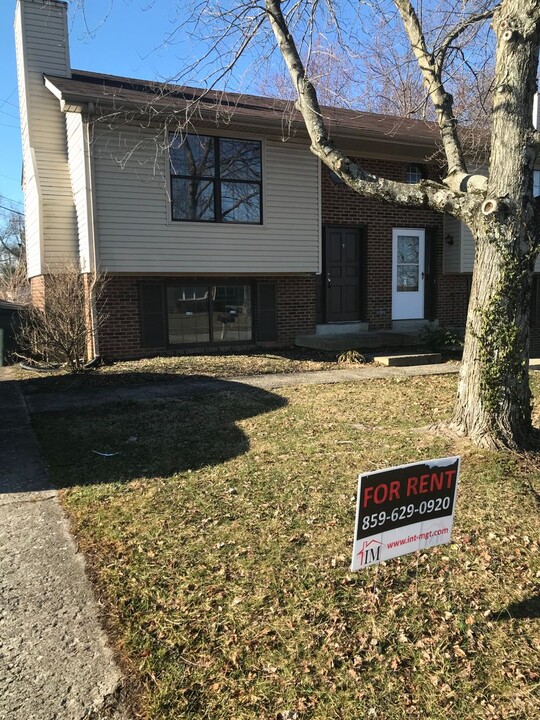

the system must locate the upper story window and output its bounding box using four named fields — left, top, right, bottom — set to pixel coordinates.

left=405, top=164, right=425, bottom=184
left=169, top=134, right=262, bottom=223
